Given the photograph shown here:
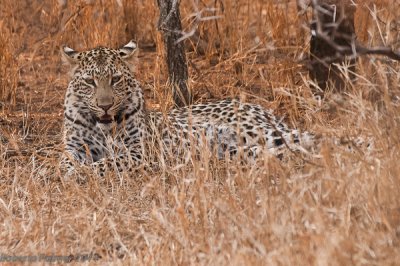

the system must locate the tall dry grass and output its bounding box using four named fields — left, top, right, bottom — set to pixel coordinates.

left=0, top=21, right=17, bottom=107
left=0, top=0, right=399, bottom=264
